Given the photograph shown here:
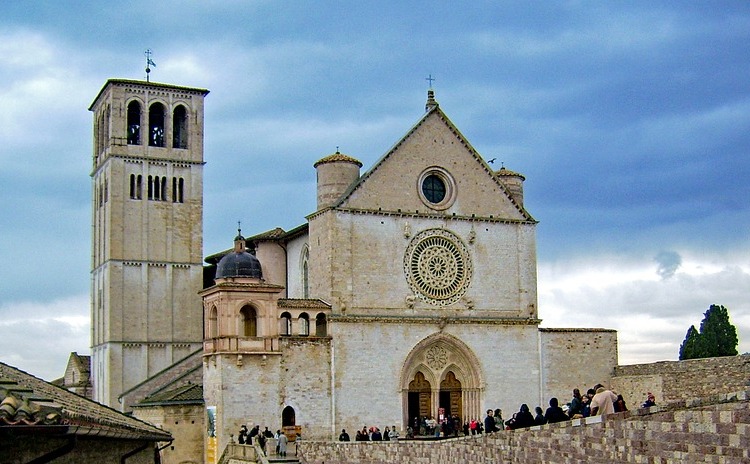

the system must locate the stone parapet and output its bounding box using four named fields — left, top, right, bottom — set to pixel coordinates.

left=299, top=389, right=750, bottom=464
left=612, top=354, right=750, bottom=406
